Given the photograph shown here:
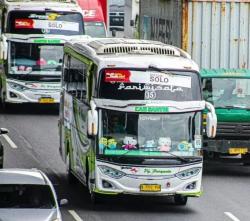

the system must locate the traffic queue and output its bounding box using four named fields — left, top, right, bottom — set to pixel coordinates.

left=1, top=0, right=249, bottom=220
